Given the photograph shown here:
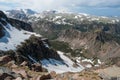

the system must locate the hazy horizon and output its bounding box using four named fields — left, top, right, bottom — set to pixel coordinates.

left=0, top=0, right=120, bottom=16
